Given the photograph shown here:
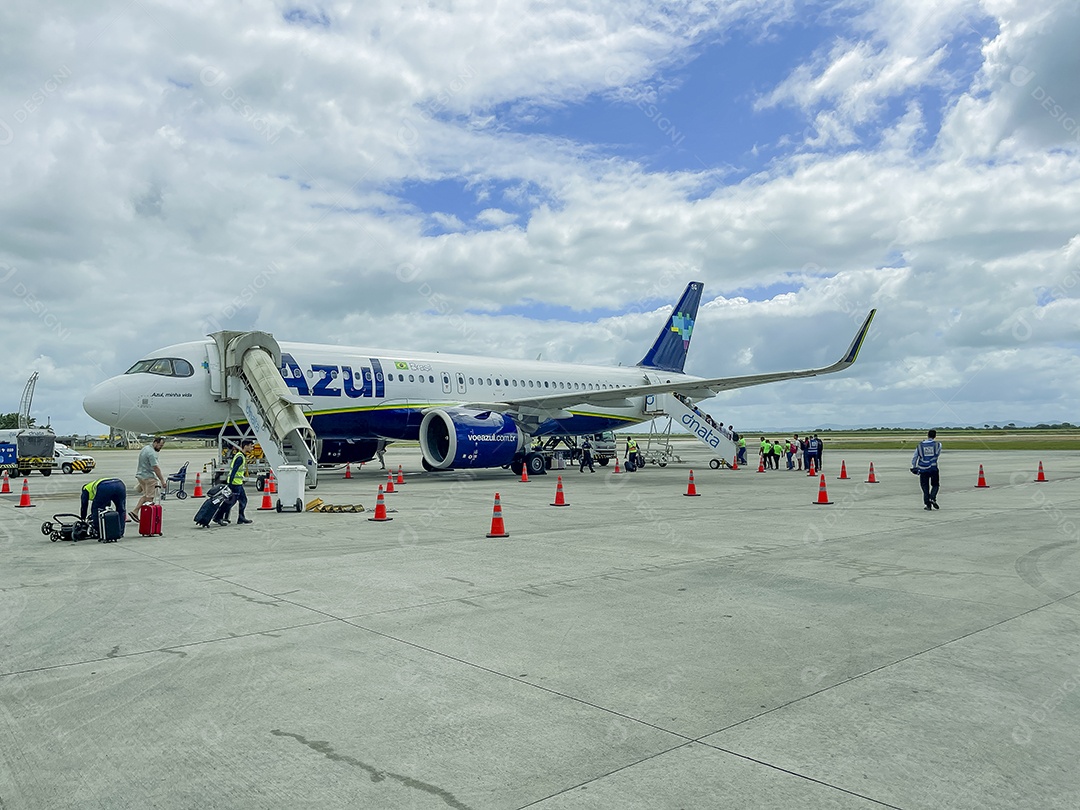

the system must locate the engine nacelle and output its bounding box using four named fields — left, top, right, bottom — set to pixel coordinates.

left=419, top=408, right=523, bottom=470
